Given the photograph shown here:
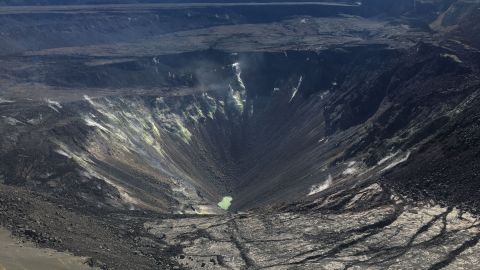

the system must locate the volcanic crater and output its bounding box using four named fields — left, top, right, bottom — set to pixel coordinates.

left=1, top=1, right=480, bottom=269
